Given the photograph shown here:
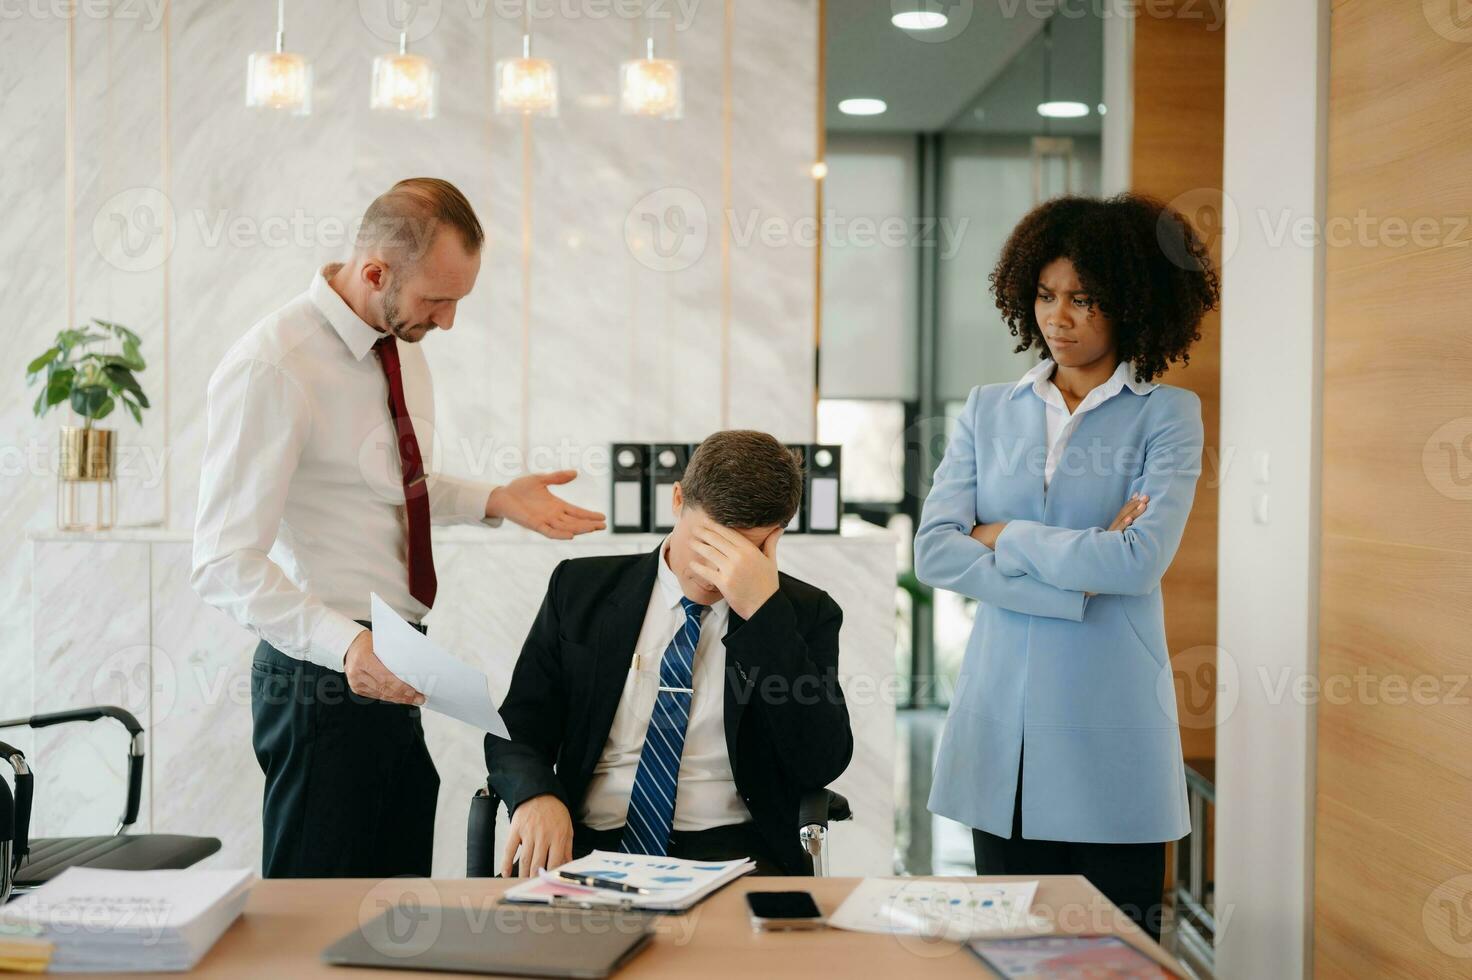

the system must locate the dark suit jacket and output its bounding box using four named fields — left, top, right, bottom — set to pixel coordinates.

left=483, top=546, right=853, bottom=874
